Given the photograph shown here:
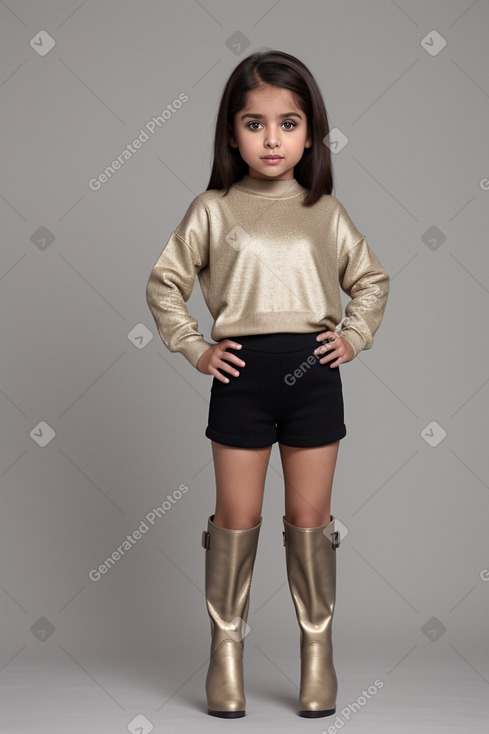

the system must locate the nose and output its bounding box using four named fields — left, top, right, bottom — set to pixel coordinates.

left=265, top=138, right=281, bottom=150
left=264, top=125, right=282, bottom=149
